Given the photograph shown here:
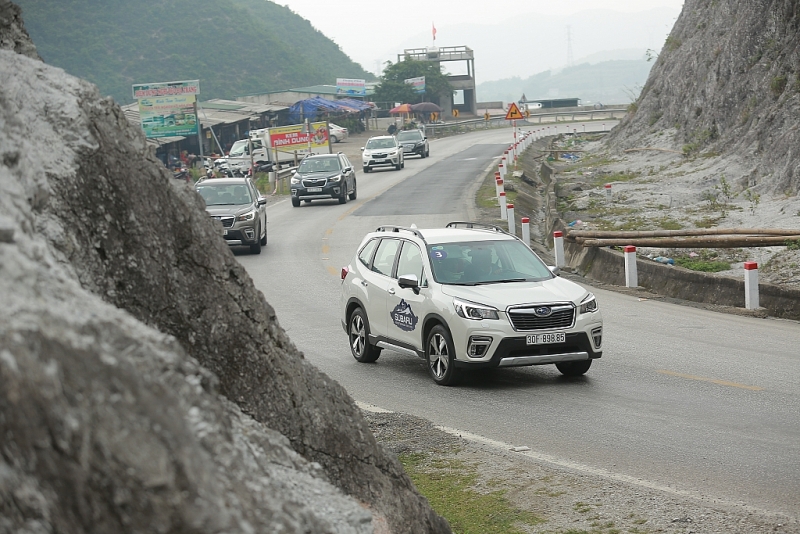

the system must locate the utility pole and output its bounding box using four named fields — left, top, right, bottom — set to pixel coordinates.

left=566, top=26, right=574, bottom=67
